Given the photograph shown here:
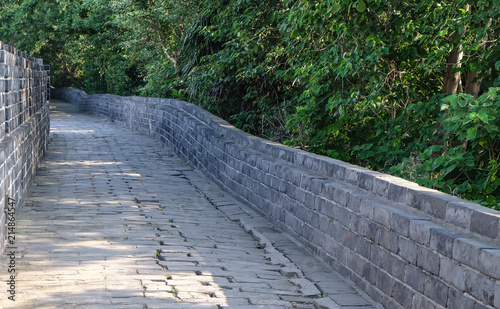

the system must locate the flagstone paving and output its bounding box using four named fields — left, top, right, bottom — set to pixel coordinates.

left=1, top=100, right=381, bottom=309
